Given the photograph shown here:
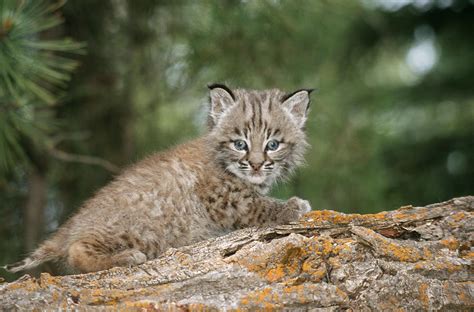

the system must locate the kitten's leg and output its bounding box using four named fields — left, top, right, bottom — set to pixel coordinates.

left=246, top=196, right=311, bottom=226
left=273, top=196, right=312, bottom=224
left=67, top=238, right=147, bottom=273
